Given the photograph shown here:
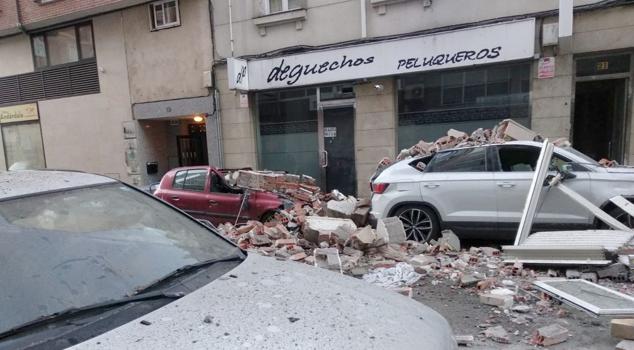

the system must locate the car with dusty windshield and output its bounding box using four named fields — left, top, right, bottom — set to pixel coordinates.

left=370, top=141, right=634, bottom=242
left=0, top=170, right=457, bottom=350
